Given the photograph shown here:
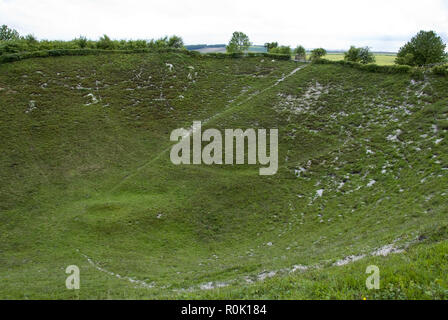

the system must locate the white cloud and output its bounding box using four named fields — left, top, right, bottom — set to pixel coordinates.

left=1, top=0, right=447, bottom=51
